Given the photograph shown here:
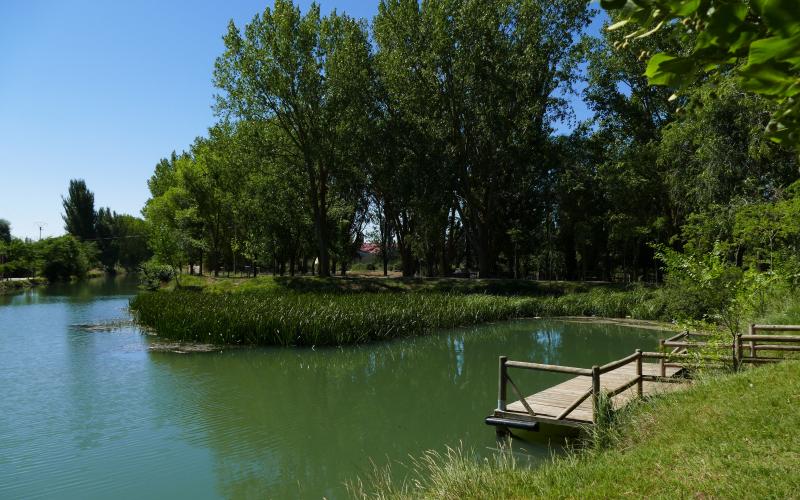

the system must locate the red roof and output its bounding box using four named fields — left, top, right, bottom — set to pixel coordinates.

left=360, top=243, right=381, bottom=254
